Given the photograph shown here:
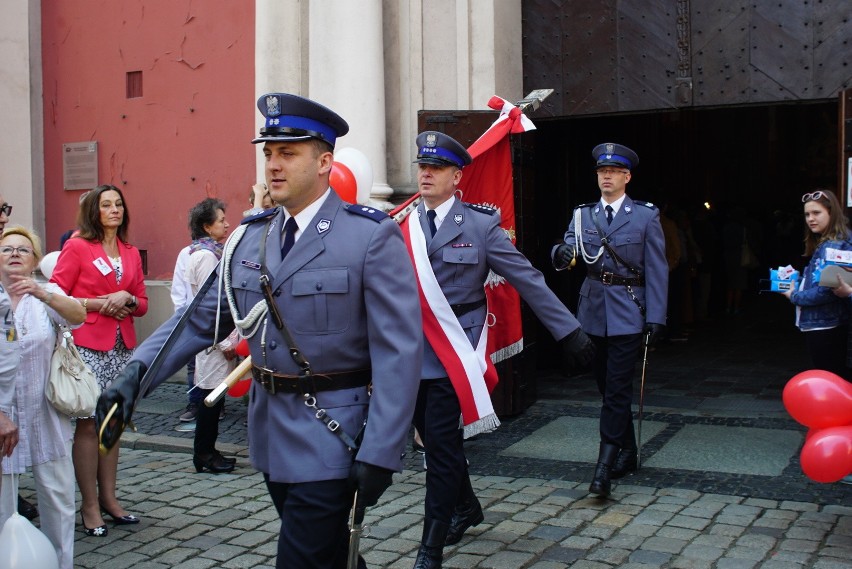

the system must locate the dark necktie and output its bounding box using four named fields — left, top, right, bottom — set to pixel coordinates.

left=605, top=205, right=614, bottom=225
left=426, top=209, right=438, bottom=237
left=281, top=216, right=297, bottom=260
